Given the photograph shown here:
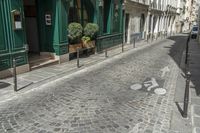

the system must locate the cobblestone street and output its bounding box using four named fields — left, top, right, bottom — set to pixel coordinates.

left=0, top=35, right=187, bottom=133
